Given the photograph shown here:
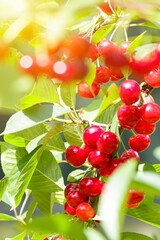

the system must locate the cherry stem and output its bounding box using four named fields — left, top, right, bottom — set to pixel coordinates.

left=131, top=129, right=137, bottom=136
left=109, top=21, right=122, bottom=41
left=13, top=208, right=18, bottom=218
left=120, top=137, right=128, bottom=154
left=19, top=191, right=30, bottom=216
left=108, top=0, right=115, bottom=14
left=124, top=27, right=128, bottom=41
